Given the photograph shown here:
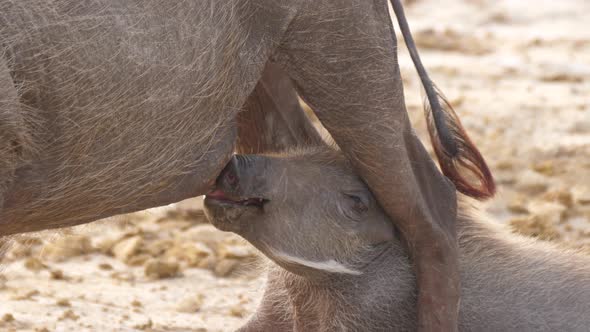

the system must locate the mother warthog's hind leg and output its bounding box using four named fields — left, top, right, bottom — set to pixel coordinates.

left=274, top=0, right=483, bottom=330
